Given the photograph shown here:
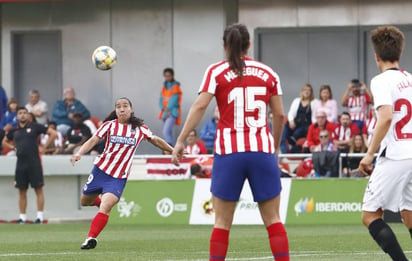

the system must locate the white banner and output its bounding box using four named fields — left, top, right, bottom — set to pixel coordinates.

left=189, top=178, right=291, bottom=224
